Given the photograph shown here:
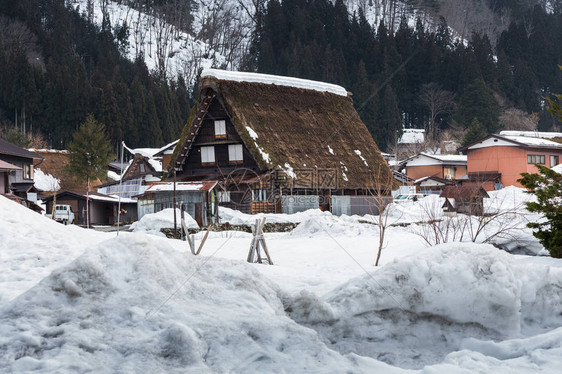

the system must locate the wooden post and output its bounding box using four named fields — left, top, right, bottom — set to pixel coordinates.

left=180, top=207, right=186, bottom=241
left=247, top=217, right=273, bottom=265
left=189, top=224, right=212, bottom=256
